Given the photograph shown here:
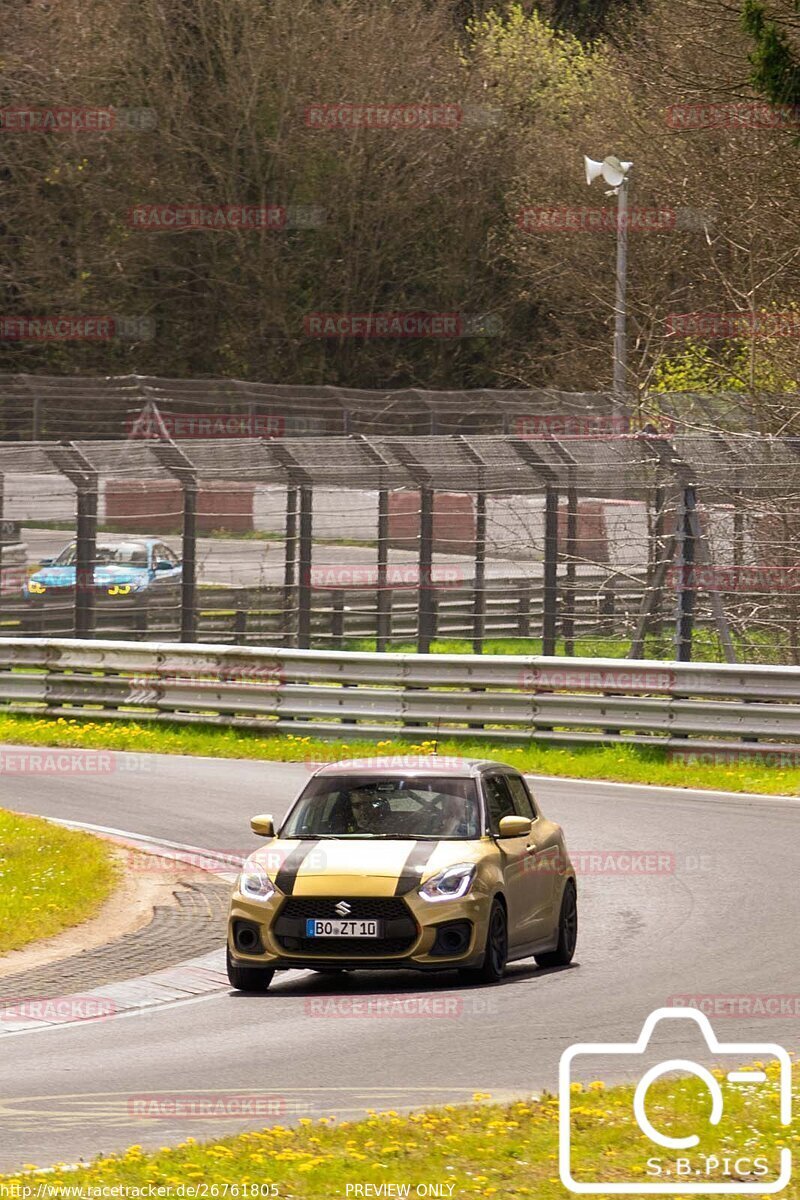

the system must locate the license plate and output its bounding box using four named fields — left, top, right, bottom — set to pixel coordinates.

left=305, top=918, right=382, bottom=938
